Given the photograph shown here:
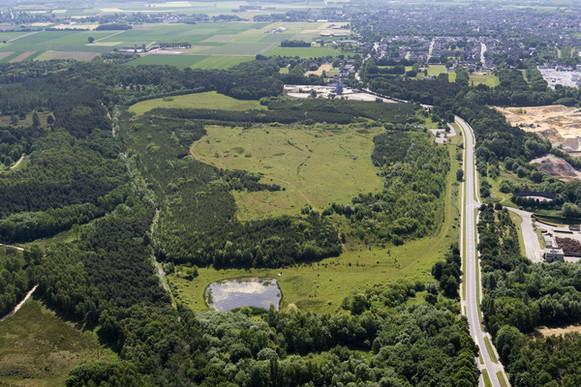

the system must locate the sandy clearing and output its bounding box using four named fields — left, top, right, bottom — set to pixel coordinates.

left=536, top=325, right=581, bottom=337
left=0, top=51, right=14, bottom=60
left=495, top=105, right=581, bottom=153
